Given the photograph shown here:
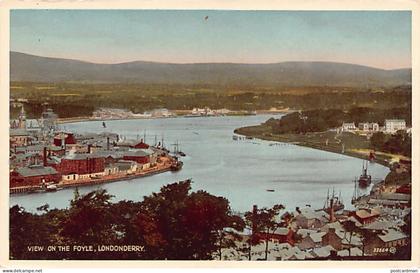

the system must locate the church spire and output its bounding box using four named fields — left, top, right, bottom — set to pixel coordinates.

left=18, top=104, right=26, bottom=129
